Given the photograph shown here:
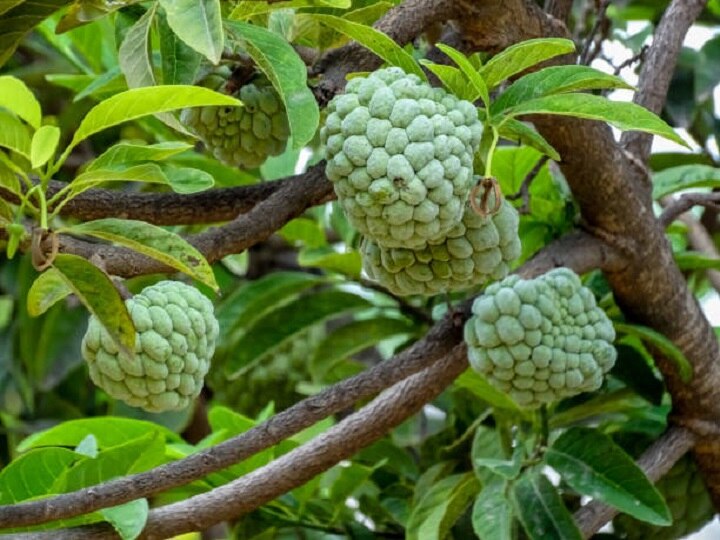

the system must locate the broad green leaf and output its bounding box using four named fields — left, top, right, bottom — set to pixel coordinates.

left=158, top=11, right=202, bottom=85
left=215, top=271, right=324, bottom=343
left=62, top=86, right=240, bottom=159
left=225, top=290, right=371, bottom=377
left=455, top=369, right=523, bottom=412
left=652, top=164, right=720, bottom=199
left=51, top=253, right=135, bottom=356
left=500, top=93, right=688, bottom=147
left=279, top=218, right=327, bottom=249
left=73, top=67, right=127, bottom=102
left=471, top=425, right=506, bottom=486
left=161, top=165, right=215, bottom=194
left=230, top=0, right=350, bottom=19
left=0, top=0, right=69, bottom=68
left=475, top=445, right=523, bottom=480
left=64, top=218, right=218, bottom=291
left=88, top=141, right=193, bottom=171
left=118, top=3, right=157, bottom=89
left=418, top=60, right=472, bottom=101
left=74, top=434, right=99, bottom=458
left=18, top=416, right=180, bottom=452
left=69, top=163, right=170, bottom=193
left=55, top=0, right=146, bottom=32
left=101, top=499, right=148, bottom=540
left=159, top=0, right=224, bottom=64
left=0, top=447, right=80, bottom=504
left=26, top=268, right=72, bottom=316
left=310, top=14, right=425, bottom=81
left=407, top=473, right=480, bottom=540
left=0, top=154, right=21, bottom=195
left=512, top=473, right=582, bottom=540
left=310, top=317, right=417, bottom=379
left=0, top=109, right=31, bottom=158
left=675, top=250, right=720, bottom=271
left=480, top=38, right=576, bottom=89
left=614, top=322, right=692, bottom=382
left=497, top=119, right=561, bottom=161
left=436, top=43, right=489, bottom=107
left=226, top=20, right=319, bottom=148
left=30, top=125, right=60, bottom=169
left=472, top=482, right=513, bottom=540
left=297, top=246, right=362, bottom=277
left=609, top=344, right=664, bottom=406
left=546, top=427, right=671, bottom=525
left=0, top=75, right=42, bottom=128
left=492, top=65, right=634, bottom=114
left=0, top=0, right=24, bottom=16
